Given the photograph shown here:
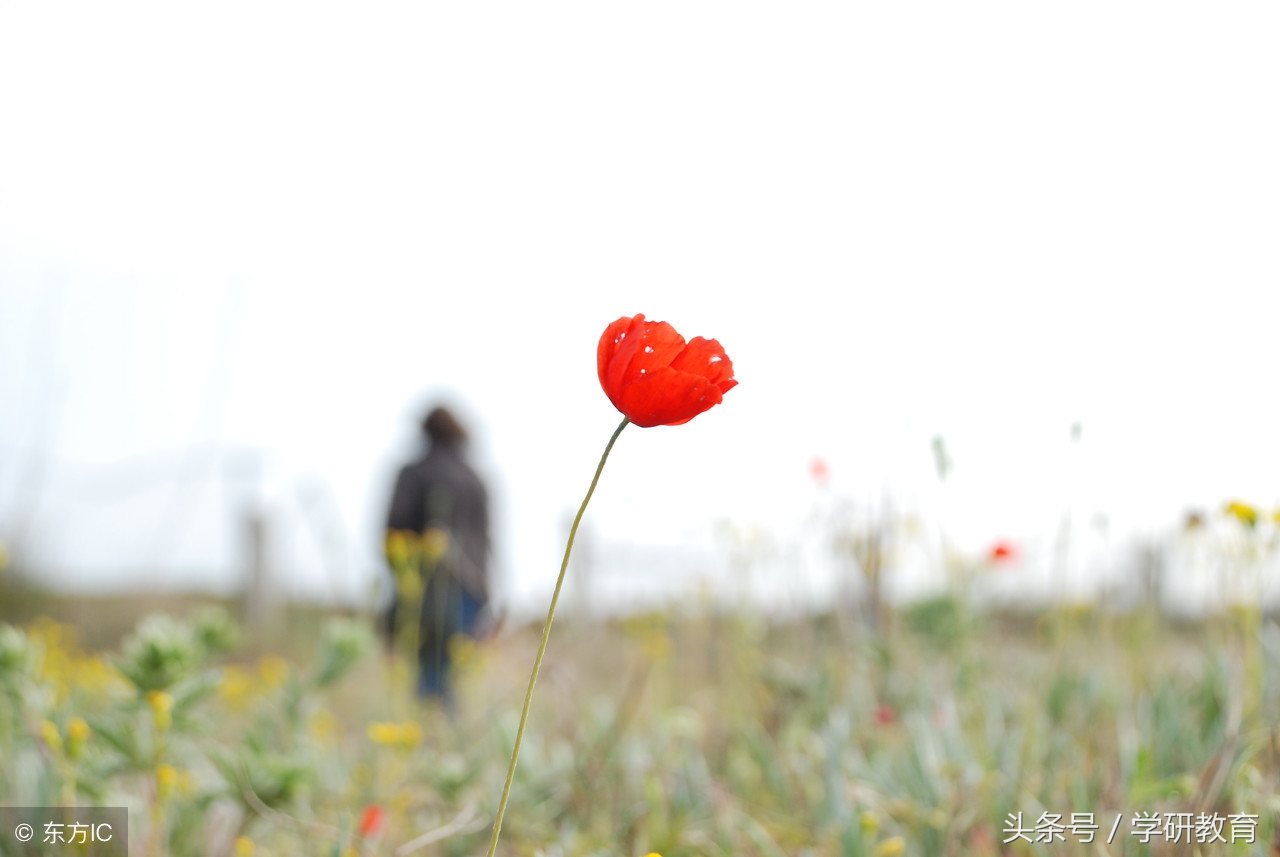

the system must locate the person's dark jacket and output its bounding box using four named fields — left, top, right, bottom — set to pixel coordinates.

left=386, top=439, right=490, bottom=601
